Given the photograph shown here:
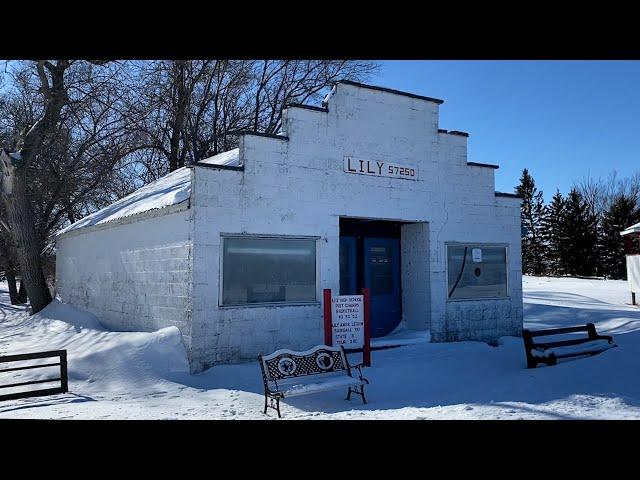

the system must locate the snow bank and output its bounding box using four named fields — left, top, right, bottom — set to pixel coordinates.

left=35, top=299, right=105, bottom=331
left=3, top=276, right=640, bottom=419
left=0, top=297, right=189, bottom=398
